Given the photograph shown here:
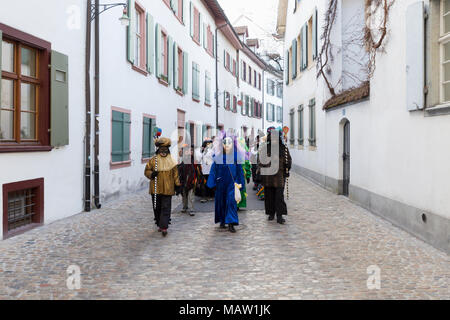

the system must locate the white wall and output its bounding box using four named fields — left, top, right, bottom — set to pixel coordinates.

left=283, top=0, right=450, bottom=220
left=0, top=0, right=86, bottom=238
